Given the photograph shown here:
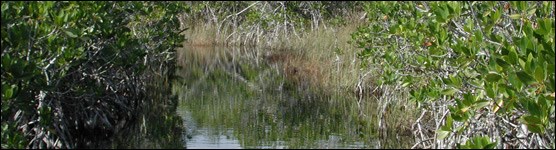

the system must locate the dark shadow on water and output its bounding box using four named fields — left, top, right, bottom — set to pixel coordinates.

left=108, top=70, right=186, bottom=148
